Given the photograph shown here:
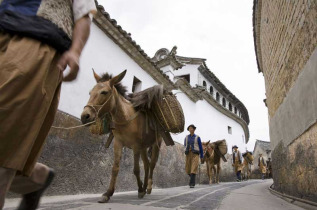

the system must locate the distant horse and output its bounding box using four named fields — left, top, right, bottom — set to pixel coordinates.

left=81, top=70, right=174, bottom=203
left=202, top=140, right=227, bottom=184
left=242, top=151, right=254, bottom=180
